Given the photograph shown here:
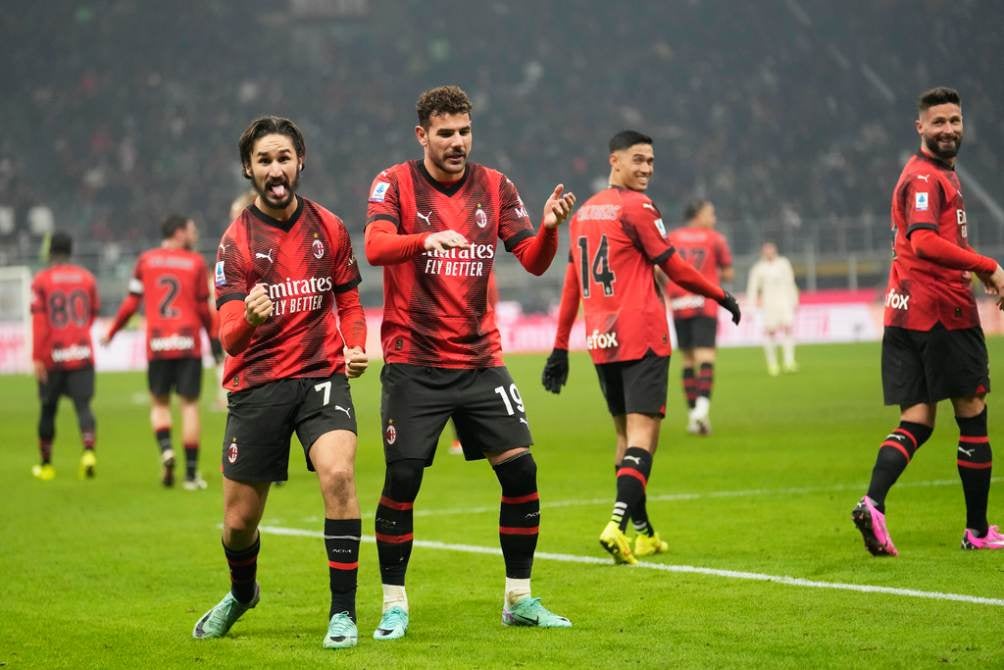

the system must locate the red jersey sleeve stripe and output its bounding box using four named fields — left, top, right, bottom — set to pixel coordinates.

left=333, top=276, right=362, bottom=293
left=652, top=247, right=676, bottom=265
left=502, top=228, right=534, bottom=252
left=216, top=292, right=246, bottom=309
left=367, top=213, right=399, bottom=227
left=905, top=223, right=938, bottom=237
